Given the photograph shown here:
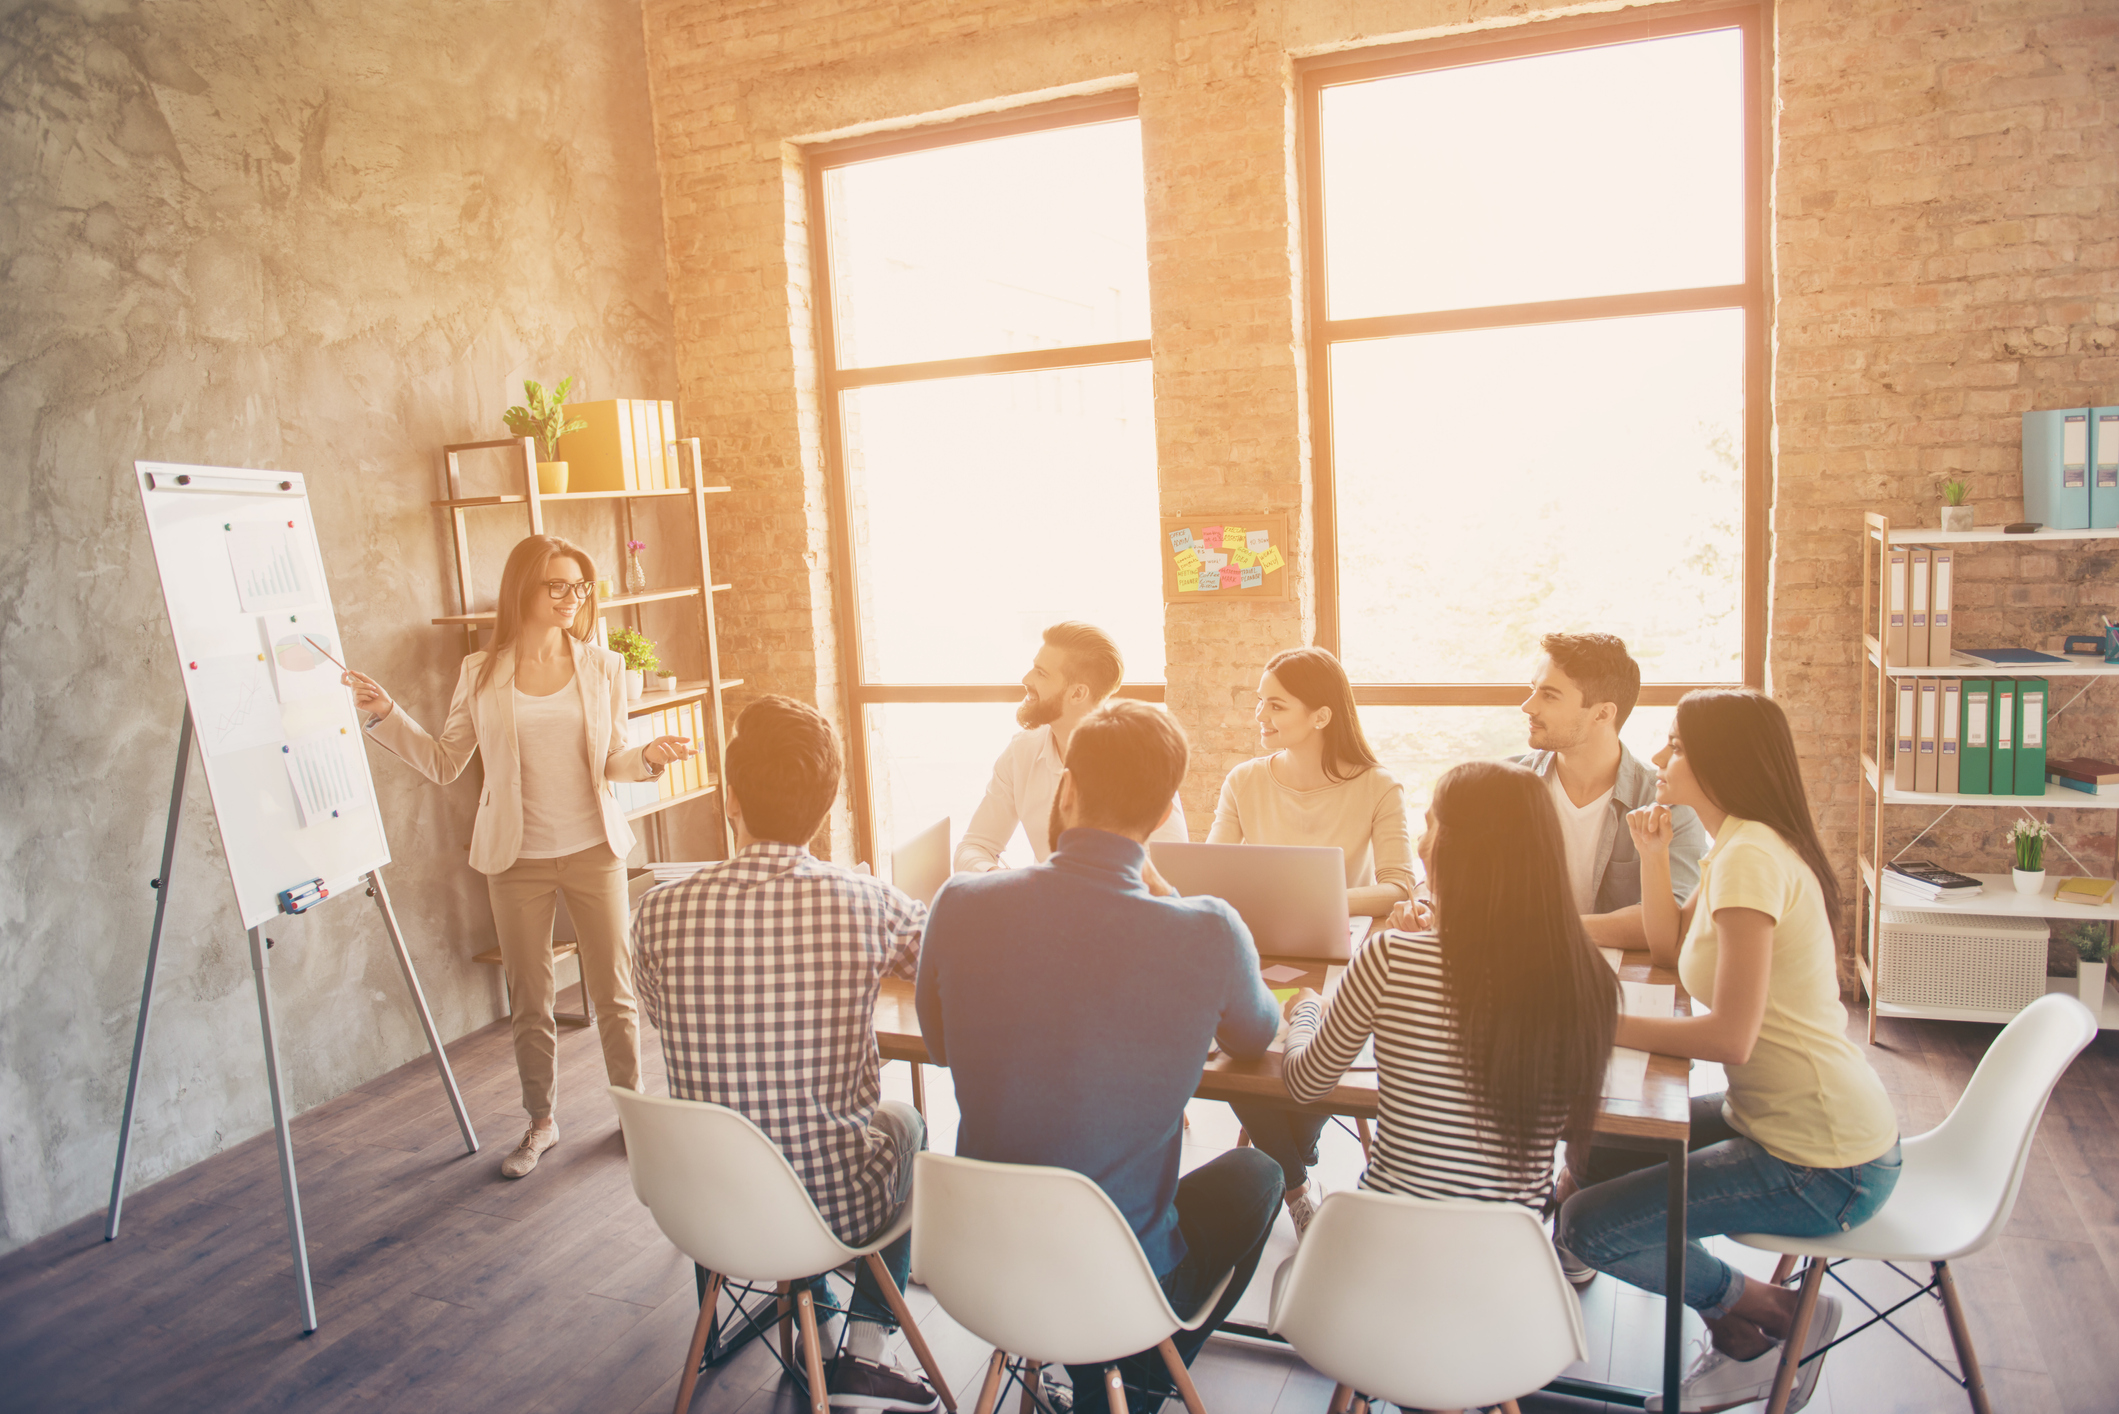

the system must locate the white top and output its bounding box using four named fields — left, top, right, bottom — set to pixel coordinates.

left=512, top=685, right=610, bottom=859
left=1545, top=769, right=1614, bottom=914
left=954, top=724, right=1191, bottom=871
left=1207, top=755, right=1416, bottom=898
